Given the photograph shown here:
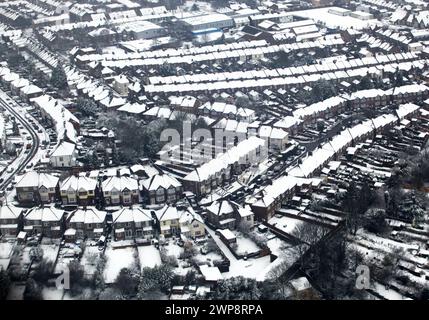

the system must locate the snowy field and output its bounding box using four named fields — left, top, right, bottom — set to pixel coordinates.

left=137, top=245, right=161, bottom=269
left=103, top=246, right=136, bottom=283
